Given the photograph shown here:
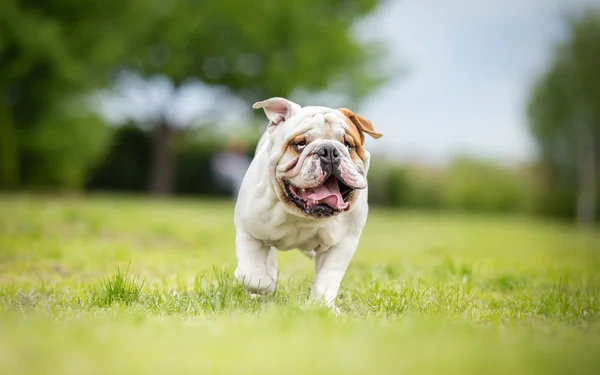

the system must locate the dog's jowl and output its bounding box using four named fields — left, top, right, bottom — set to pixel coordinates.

left=233, top=97, right=382, bottom=311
